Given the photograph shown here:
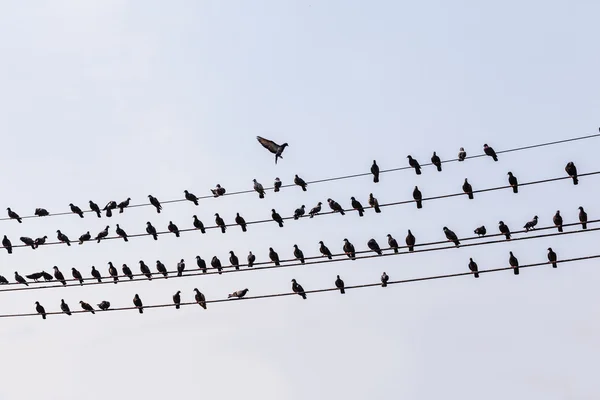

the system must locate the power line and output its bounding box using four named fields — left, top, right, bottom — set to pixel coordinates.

left=2, top=171, right=597, bottom=252
left=2, top=221, right=597, bottom=294
left=2, top=132, right=598, bottom=223
left=5, top=253, right=599, bottom=319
